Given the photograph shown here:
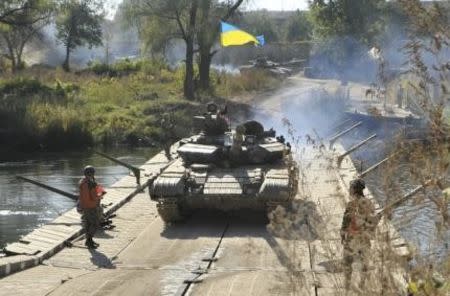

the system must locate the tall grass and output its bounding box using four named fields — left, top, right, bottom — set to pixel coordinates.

left=0, top=59, right=268, bottom=152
